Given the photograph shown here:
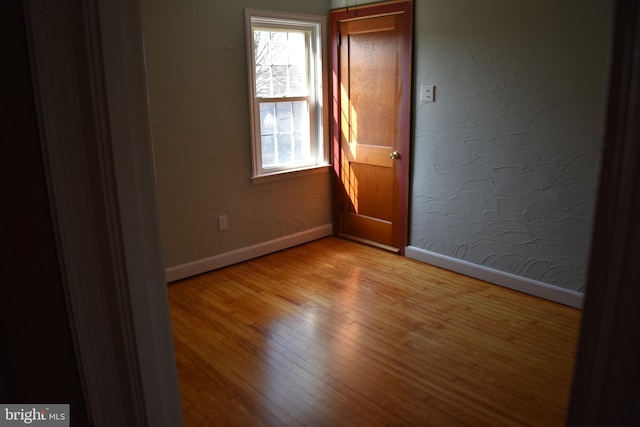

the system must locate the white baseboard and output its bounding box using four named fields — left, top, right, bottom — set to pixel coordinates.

left=405, top=246, right=584, bottom=309
left=165, top=224, right=333, bottom=282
